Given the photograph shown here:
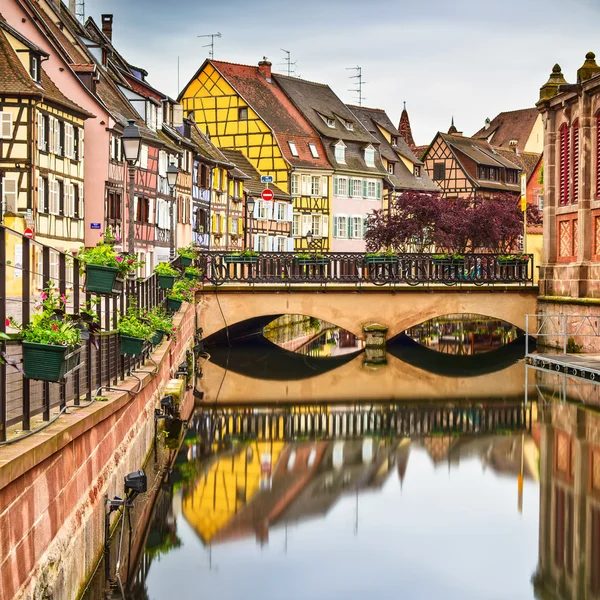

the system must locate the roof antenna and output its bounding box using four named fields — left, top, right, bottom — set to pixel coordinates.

left=347, top=66, right=366, bottom=106
left=198, top=32, right=222, bottom=60
left=278, top=49, right=298, bottom=77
